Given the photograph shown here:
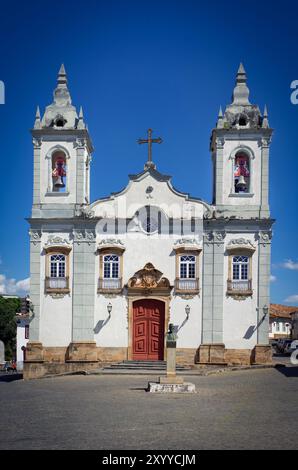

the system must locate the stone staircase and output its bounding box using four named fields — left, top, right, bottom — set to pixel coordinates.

left=103, top=360, right=191, bottom=371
